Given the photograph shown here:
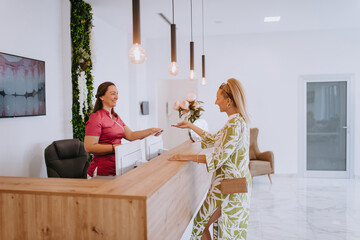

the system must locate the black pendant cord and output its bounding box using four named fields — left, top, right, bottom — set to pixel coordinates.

left=201, top=0, right=205, bottom=79
left=190, top=0, right=193, bottom=41
left=202, top=0, right=204, bottom=55
left=172, top=0, right=175, bottom=24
